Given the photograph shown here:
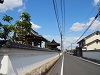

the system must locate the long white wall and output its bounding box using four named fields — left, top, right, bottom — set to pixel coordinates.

left=83, top=51, right=100, bottom=61
left=0, top=47, right=60, bottom=75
